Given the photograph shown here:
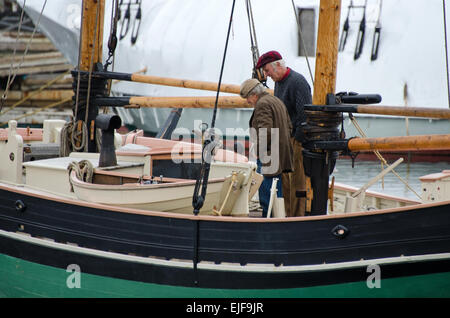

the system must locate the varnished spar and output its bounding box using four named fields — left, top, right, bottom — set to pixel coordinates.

left=92, top=70, right=273, bottom=95
left=131, top=73, right=244, bottom=95
left=129, top=96, right=250, bottom=108
left=88, top=70, right=450, bottom=119
left=356, top=105, right=450, bottom=119
left=348, top=134, right=450, bottom=152
left=94, top=95, right=252, bottom=108
left=305, top=104, right=450, bottom=119
left=94, top=94, right=450, bottom=120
